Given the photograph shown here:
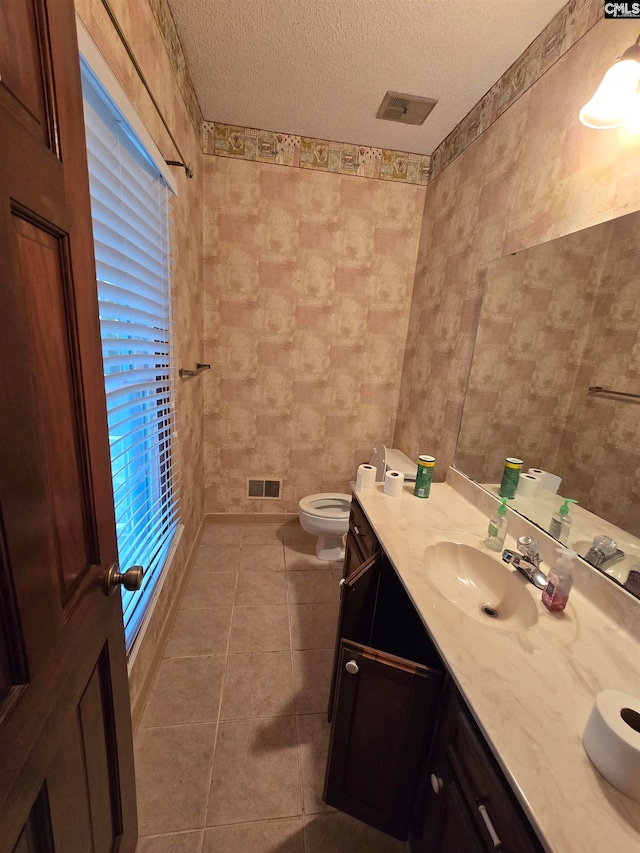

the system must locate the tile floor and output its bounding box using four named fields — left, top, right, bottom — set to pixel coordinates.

left=134, top=522, right=405, bottom=852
